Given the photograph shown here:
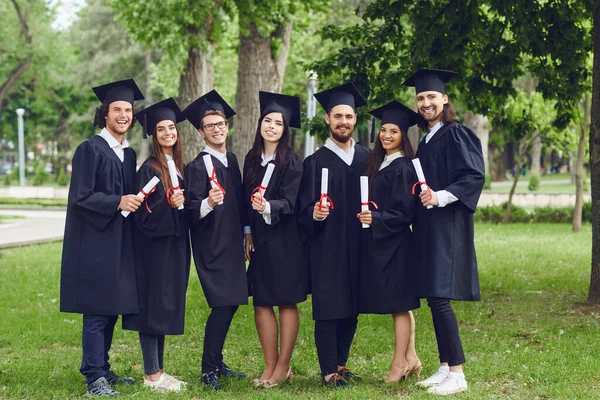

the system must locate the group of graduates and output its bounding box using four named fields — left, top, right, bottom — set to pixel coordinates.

left=59, top=67, right=485, bottom=397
